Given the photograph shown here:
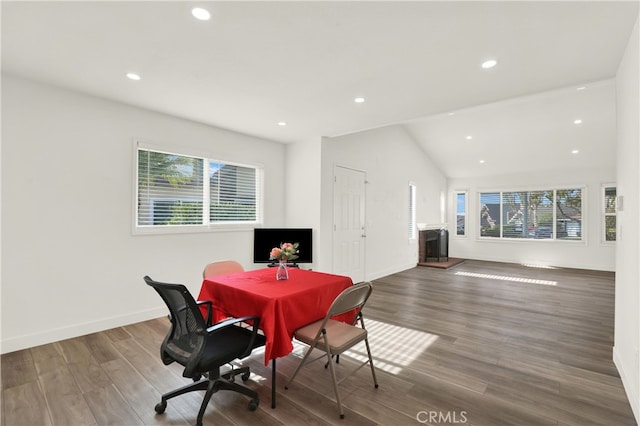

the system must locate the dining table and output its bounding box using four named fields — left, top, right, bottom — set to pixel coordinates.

left=198, top=267, right=354, bottom=408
